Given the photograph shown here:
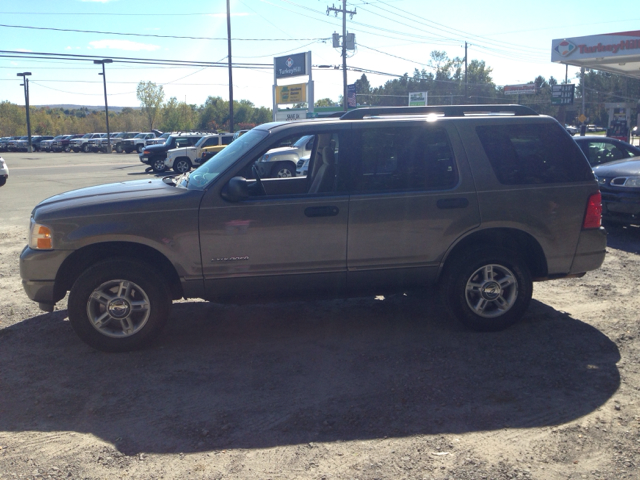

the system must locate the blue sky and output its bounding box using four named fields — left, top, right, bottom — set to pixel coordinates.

left=1, top=0, right=639, bottom=108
